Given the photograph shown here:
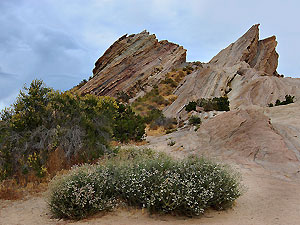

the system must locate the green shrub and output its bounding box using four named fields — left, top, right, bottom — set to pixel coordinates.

left=276, top=95, right=295, bottom=106
left=268, top=95, right=295, bottom=107
left=161, top=78, right=177, bottom=88
left=0, top=80, right=146, bottom=180
left=48, top=149, right=243, bottom=219
left=143, top=108, right=164, bottom=124
left=113, top=103, right=146, bottom=143
left=200, top=97, right=229, bottom=111
left=189, top=116, right=201, bottom=126
left=196, top=97, right=230, bottom=112
left=167, top=140, right=176, bottom=146
left=185, top=101, right=197, bottom=112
